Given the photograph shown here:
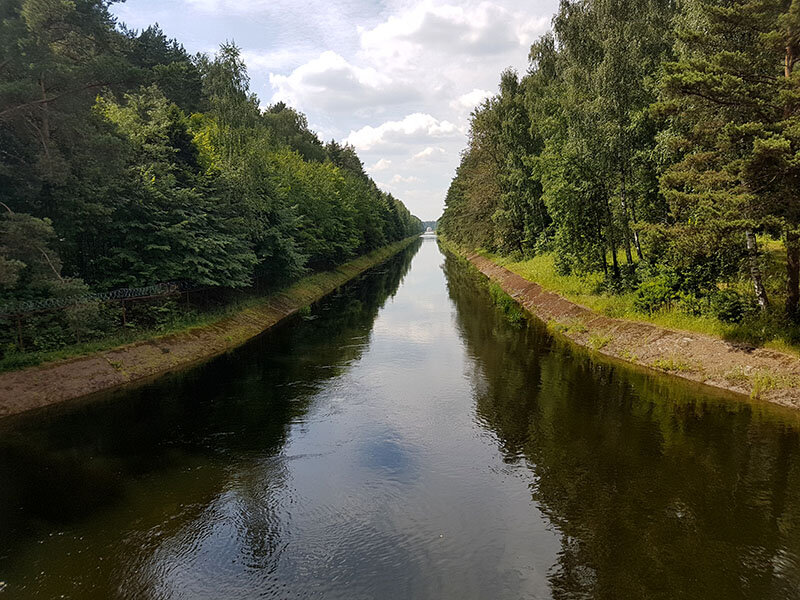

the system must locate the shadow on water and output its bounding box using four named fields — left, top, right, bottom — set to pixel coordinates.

left=0, top=240, right=421, bottom=590
left=442, top=251, right=800, bottom=600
